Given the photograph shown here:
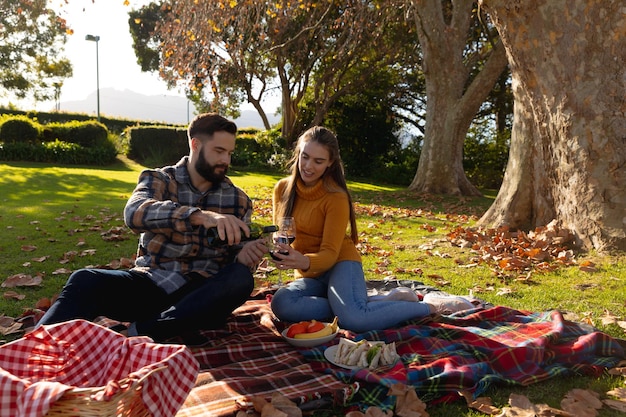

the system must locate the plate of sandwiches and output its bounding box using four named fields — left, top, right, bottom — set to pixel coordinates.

left=324, top=338, right=399, bottom=370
